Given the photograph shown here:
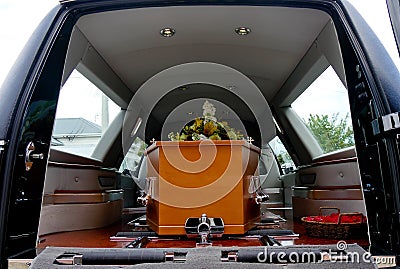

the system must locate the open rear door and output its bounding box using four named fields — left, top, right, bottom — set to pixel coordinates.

left=387, top=0, right=400, bottom=56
